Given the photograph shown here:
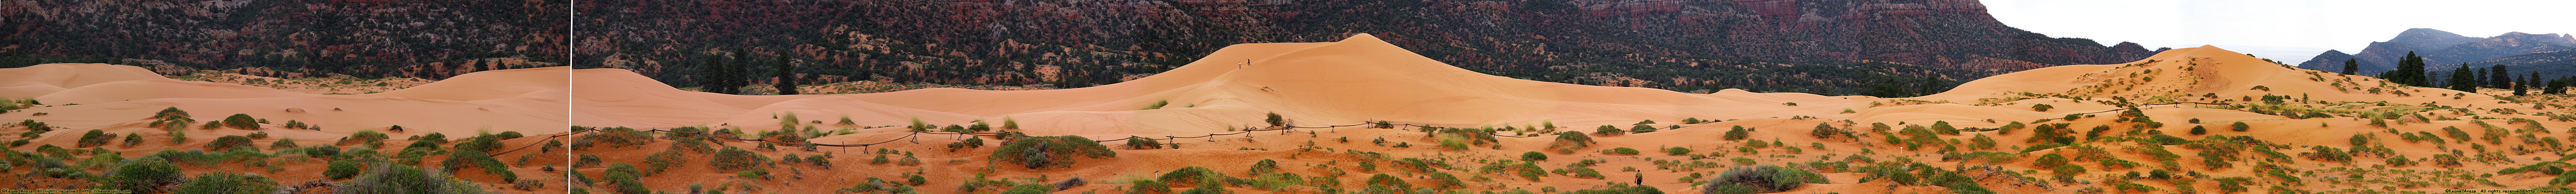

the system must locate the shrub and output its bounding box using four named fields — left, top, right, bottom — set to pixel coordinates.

left=1723, top=126, right=1750, bottom=140
left=441, top=150, right=516, bottom=182
left=1594, top=125, right=1625, bottom=136
left=992, top=135, right=1118, bottom=169
left=2032, top=153, right=2068, bottom=168
left=1549, top=131, right=1594, bottom=153
left=123, top=132, right=144, bottom=146
left=205, top=135, right=254, bottom=151
left=1607, top=147, right=1641, bottom=155
left=1809, top=123, right=1844, bottom=139
left=1265, top=112, right=1286, bottom=126
left=1522, top=151, right=1549, bottom=161
left=76, top=129, right=114, bottom=147
left=605, top=163, right=648, bottom=194
left=109, top=157, right=185, bottom=193
left=223, top=114, right=259, bottom=130
left=576, top=155, right=603, bottom=168
left=1249, top=159, right=1281, bottom=175
left=1665, top=147, right=1692, bottom=156
left=947, top=137, right=986, bottom=152
left=1159, top=166, right=1228, bottom=187
left=1129, top=180, right=1173, bottom=194
left=2052, top=164, right=2087, bottom=182
left=325, top=160, right=363, bottom=180
left=709, top=146, right=767, bottom=171
left=172, top=172, right=277, bottom=194
left=2190, top=125, right=2208, bottom=135
left=2230, top=122, right=2250, bottom=132
left=1123, top=137, right=1162, bottom=150
left=2032, top=104, right=2054, bottom=111
left=453, top=136, right=504, bottom=153
left=1700, top=165, right=1828, bottom=193
left=267, top=138, right=298, bottom=150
